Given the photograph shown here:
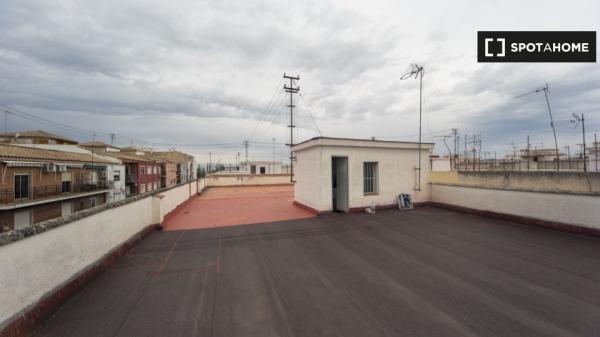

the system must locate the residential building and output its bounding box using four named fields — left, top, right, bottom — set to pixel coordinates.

left=0, top=144, right=116, bottom=232
left=10, top=143, right=127, bottom=203
left=146, top=150, right=195, bottom=183
left=519, top=148, right=567, bottom=162
left=429, top=155, right=452, bottom=172
left=292, top=137, right=434, bottom=213
left=0, top=130, right=78, bottom=145
left=101, top=151, right=161, bottom=196
left=239, top=160, right=284, bottom=174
